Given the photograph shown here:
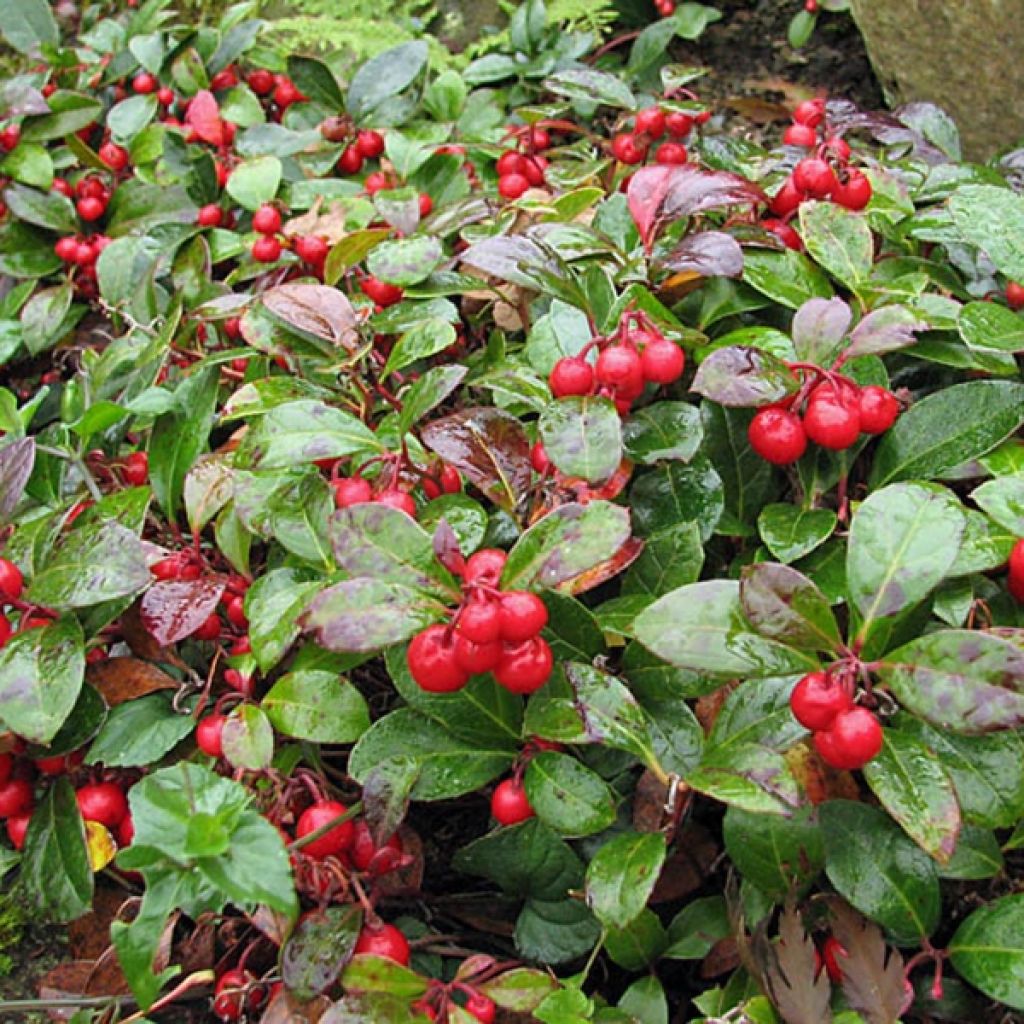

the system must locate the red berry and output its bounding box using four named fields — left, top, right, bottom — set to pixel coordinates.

left=77, top=176, right=106, bottom=201
left=223, top=669, right=252, bottom=696
left=356, top=129, right=385, bottom=158
left=498, top=173, right=529, bottom=199
left=196, top=714, right=225, bottom=757
left=98, top=142, right=129, bottom=171
left=213, top=969, right=250, bottom=1022
left=793, top=158, right=837, bottom=199
left=0, top=125, right=20, bottom=152
left=157, top=87, right=175, bottom=106
left=248, top=69, right=275, bottom=95
left=1007, top=282, right=1024, bottom=310
left=783, top=123, right=818, bottom=147
left=333, top=476, right=373, bottom=508
left=224, top=594, right=248, bottom=629
left=76, top=781, right=129, bottom=828
left=463, top=549, right=507, bottom=585
left=350, top=820, right=403, bottom=874
left=360, top=276, right=403, bottom=307
left=611, top=132, right=646, bottom=165
left=0, top=756, right=10, bottom=787
left=641, top=339, right=685, bottom=384
left=407, top=624, right=470, bottom=693
left=498, top=591, right=548, bottom=642
left=457, top=598, right=503, bottom=644
left=763, top=218, right=803, bottom=251
left=595, top=345, right=644, bottom=395
left=354, top=923, right=410, bottom=965
left=655, top=142, right=688, bottom=165
left=527, top=126, right=550, bottom=150
left=210, top=68, right=238, bottom=91
left=803, top=383, right=861, bottom=450
left=665, top=112, right=694, bottom=137
left=374, top=488, right=417, bottom=517
left=190, top=611, right=221, bottom=642
left=364, top=171, right=390, bottom=195
left=0, top=558, right=24, bottom=603
left=522, top=155, right=547, bottom=186
left=491, top=778, right=534, bottom=825
left=273, top=79, right=303, bottom=108
left=466, top=993, right=497, bottom=1024
left=6, top=812, right=30, bottom=850
left=0, top=614, right=9, bottom=648
left=197, top=204, right=224, bottom=227
left=493, top=636, right=553, bottom=694
left=789, top=671, right=852, bottom=731
left=530, top=441, right=551, bottom=474
left=496, top=151, right=526, bottom=176
left=77, top=196, right=106, bottom=222
left=73, top=241, right=97, bottom=266
left=833, top=170, right=872, bottom=211
left=822, top=936, right=846, bottom=983
left=55, top=236, right=78, bottom=262
left=770, top=177, right=805, bottom=216
left=132, top=72, right=157, bottom=95
left=857, top=385, right=899, bottom=434
left=1009, top=540, right=1024, bottom=603
left=439, top=464, right=462, bottom=494
left=224, top=317, right=243, bottom=340
left=748, top=407, right=807, bottom=465
left=793, top=99, right=825, bottom=128
left=825, top=135, right=851, bottom=161
left=296, top=800, right=354, bottom=859
left=338, top=146, right=364, bottom=175
left=122, top=451, right=148, bottom=485
left=295, top=235, right=329, bottom=265
left=251, top=235, right=282, bottom=263
left=0, top=778, right=32, bottom=818
left=814, top=707, right=883, bottom=770
left=635, top=107, right=666, bottom=139
left=454, top=632, right=504, bottom=675
left=549, top=356, right=595, bottom=398
left=252, top=205, right=282, bottom=235
left=418, top=193, right=433, bottom=217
